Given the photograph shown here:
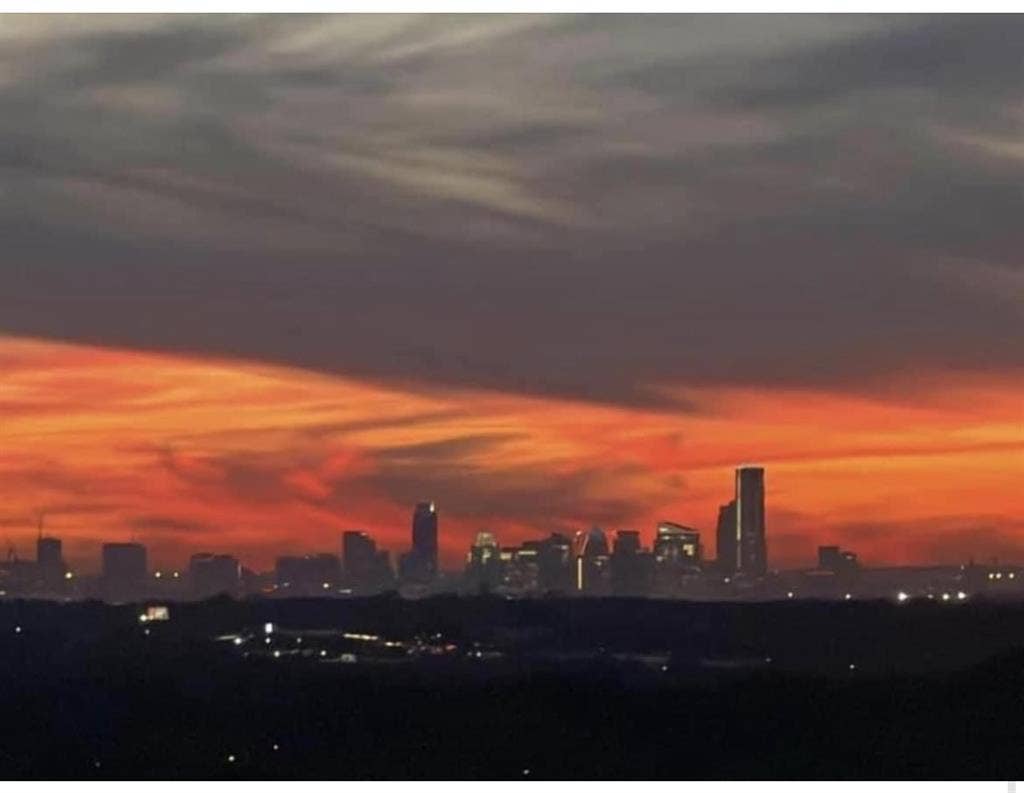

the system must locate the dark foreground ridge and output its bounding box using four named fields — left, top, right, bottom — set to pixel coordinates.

left=2, top=596, right=1024, bottom=778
